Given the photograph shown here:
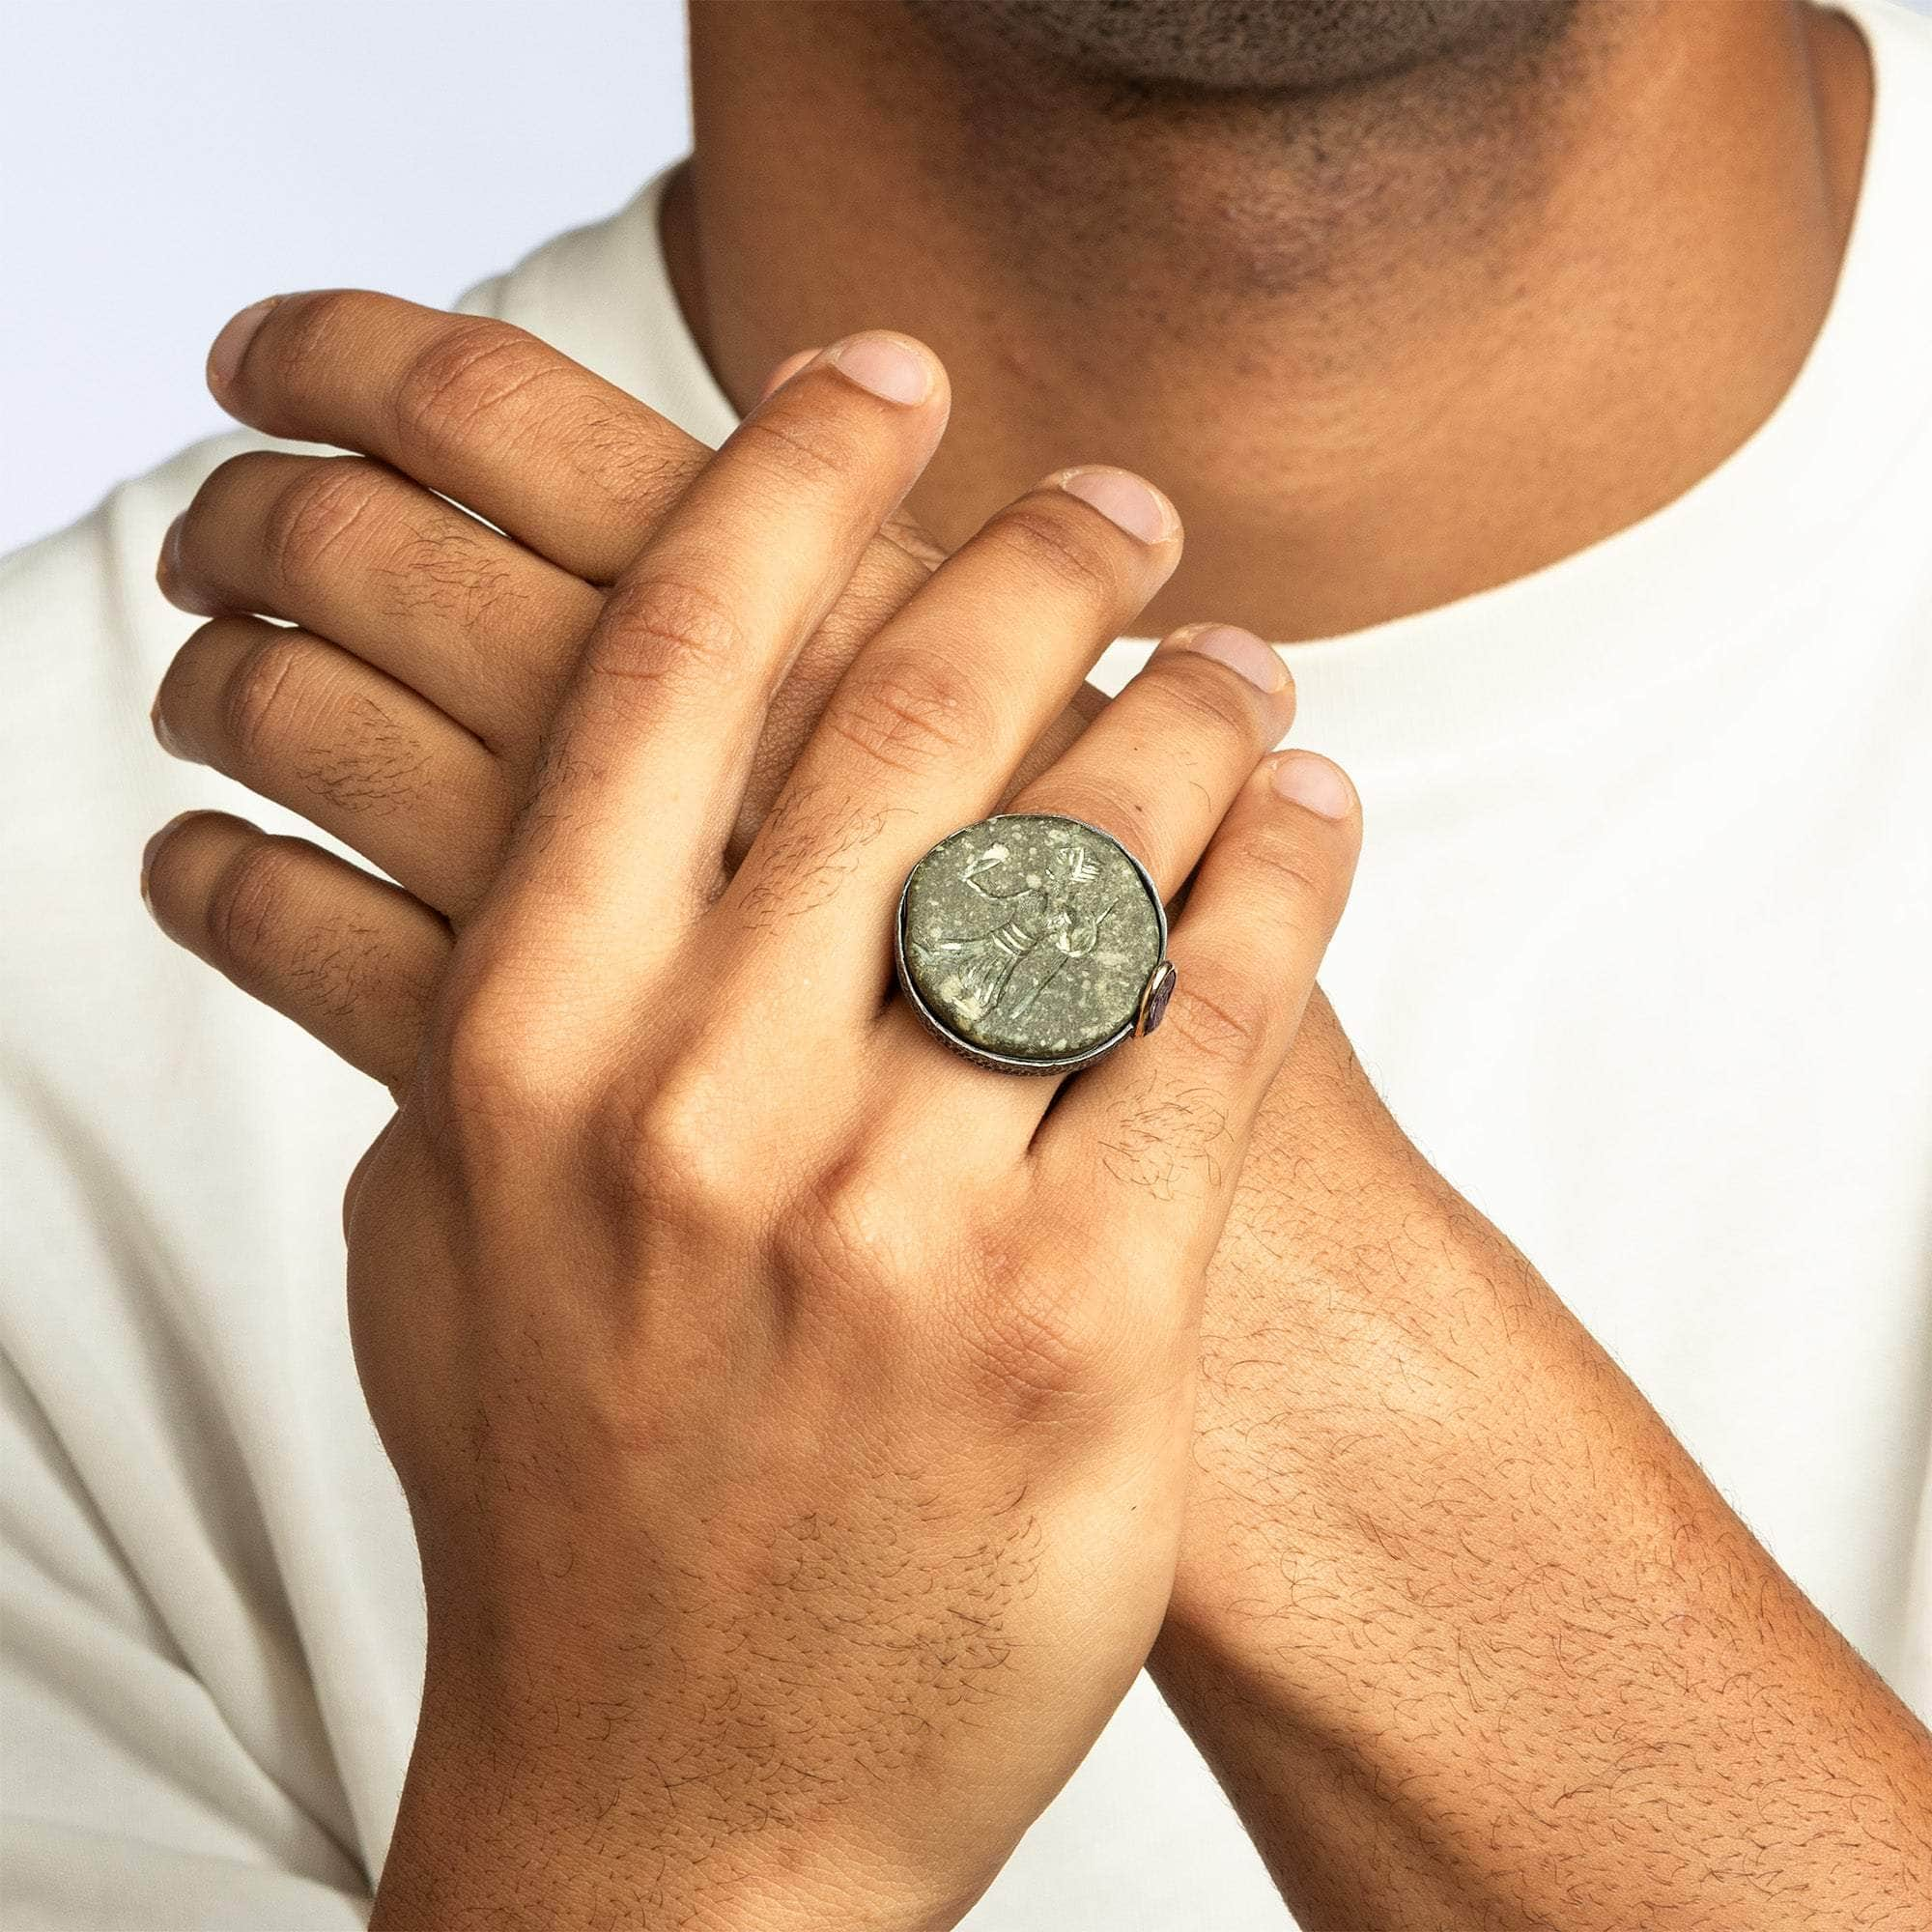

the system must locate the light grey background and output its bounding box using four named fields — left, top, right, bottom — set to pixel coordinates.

left=6, top=0, right=1925, bottom=558
left=1, top=0, right=691, bottom=555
